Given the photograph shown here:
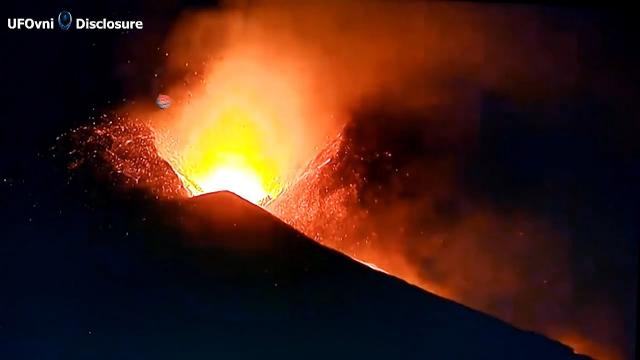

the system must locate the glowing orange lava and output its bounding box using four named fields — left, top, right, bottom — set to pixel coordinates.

left=149, top=53, right=319, bottom=205
left=161, top=104, right=284, bottom=204
left=195, top=167, right=267, bottom=203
